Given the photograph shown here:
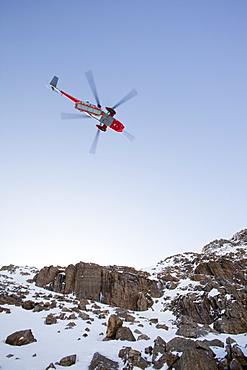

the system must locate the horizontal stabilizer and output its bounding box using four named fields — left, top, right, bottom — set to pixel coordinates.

left=50, top=76, right=58, bottom=89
